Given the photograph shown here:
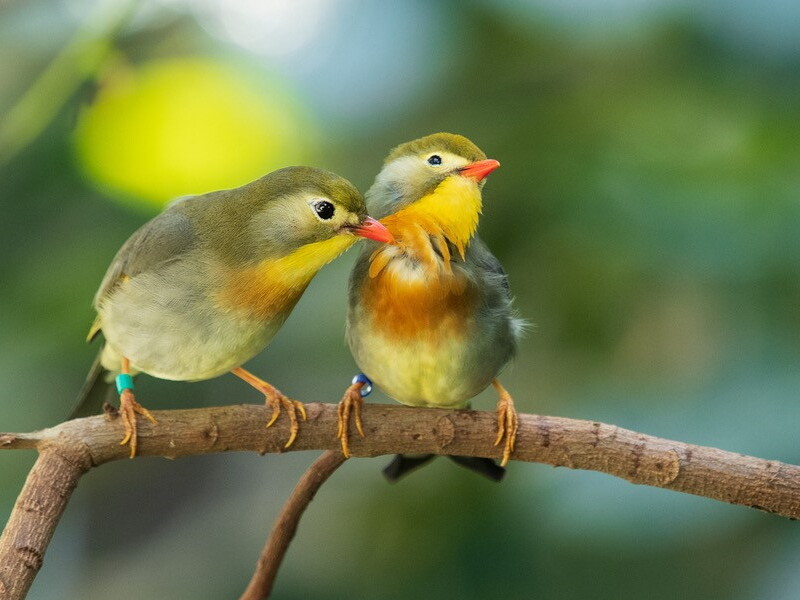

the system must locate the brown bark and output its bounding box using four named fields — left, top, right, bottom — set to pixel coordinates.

left=1, top=402, right=799, bottom=599
left=239, top=450, right=347, bottom=600
left=0, top=447, right=90, bottom=599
